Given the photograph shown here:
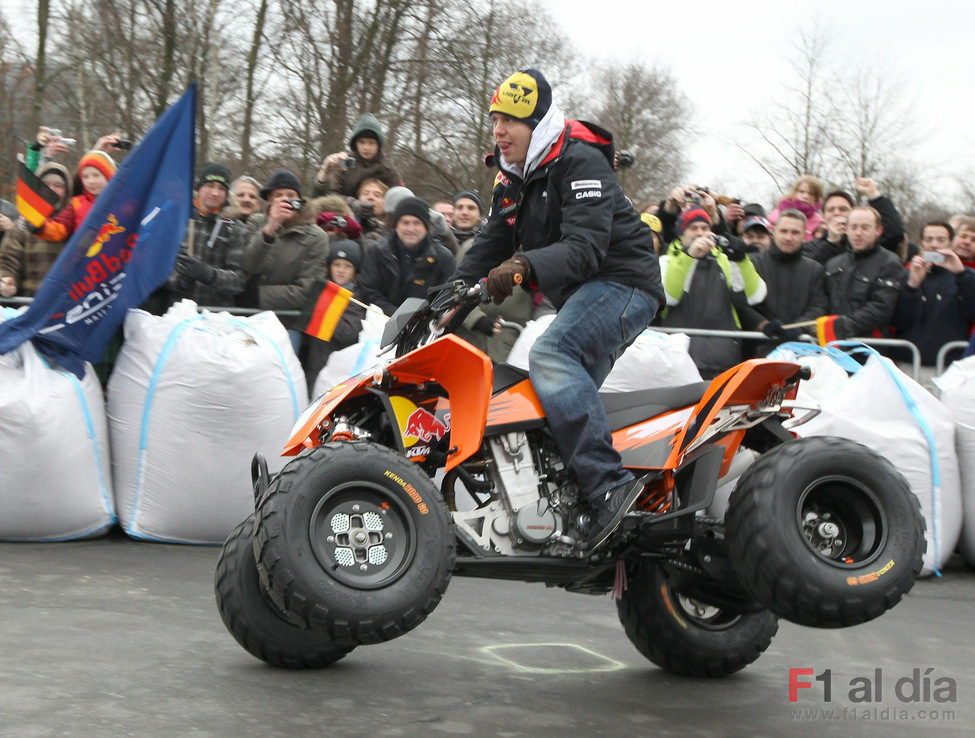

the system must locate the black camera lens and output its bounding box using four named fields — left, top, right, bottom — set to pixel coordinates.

left=287, top=199, right=304, bottom=211
left=116, top=139, right=132, bottom=150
